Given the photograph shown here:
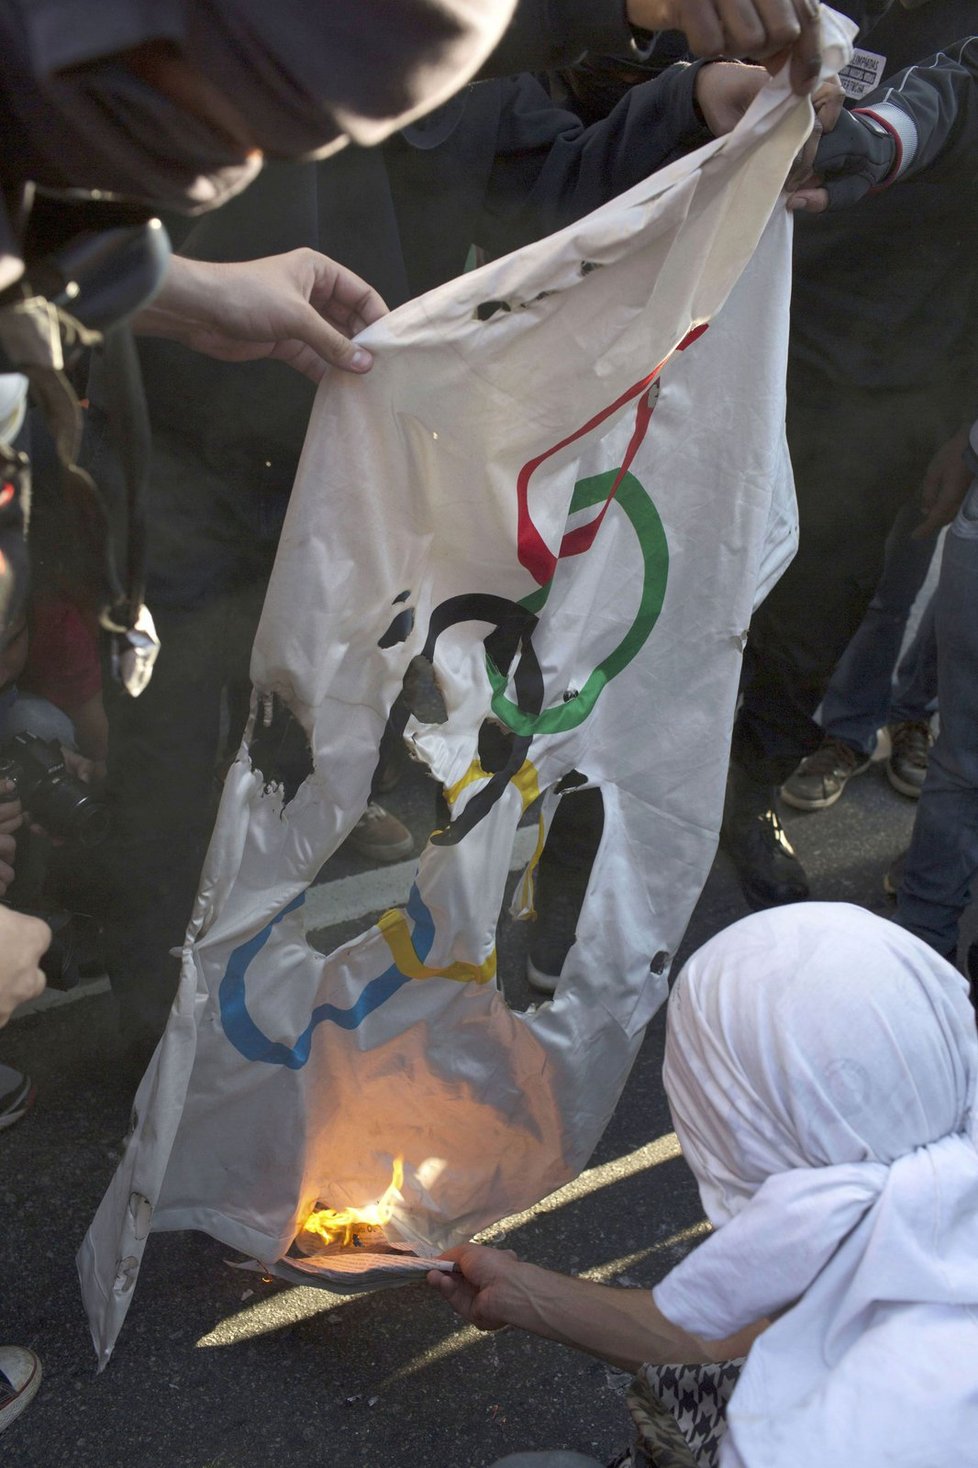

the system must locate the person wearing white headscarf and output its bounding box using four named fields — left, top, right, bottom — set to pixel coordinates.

left=427, top=903, right=978, bottom=1466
